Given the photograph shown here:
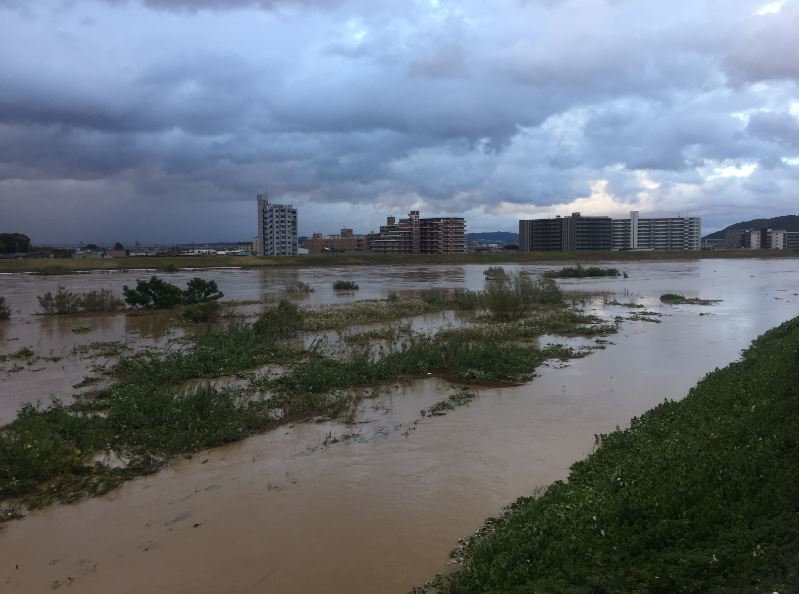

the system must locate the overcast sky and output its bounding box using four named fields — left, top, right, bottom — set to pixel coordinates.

left=1, top=0, right=798, bottom=243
